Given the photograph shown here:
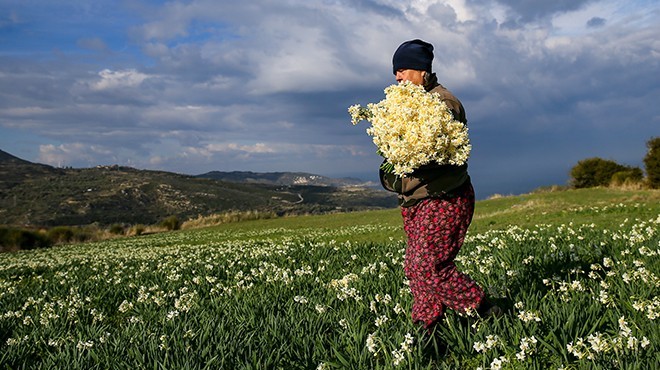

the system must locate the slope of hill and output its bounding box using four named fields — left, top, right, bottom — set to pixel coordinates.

left=197, top=171, right=377, bottom=187
left=190, top=187, right=660, bottom=242
left=0, top=150, right=63, bottom=189
left=0, top=150, right=396, bottom=227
